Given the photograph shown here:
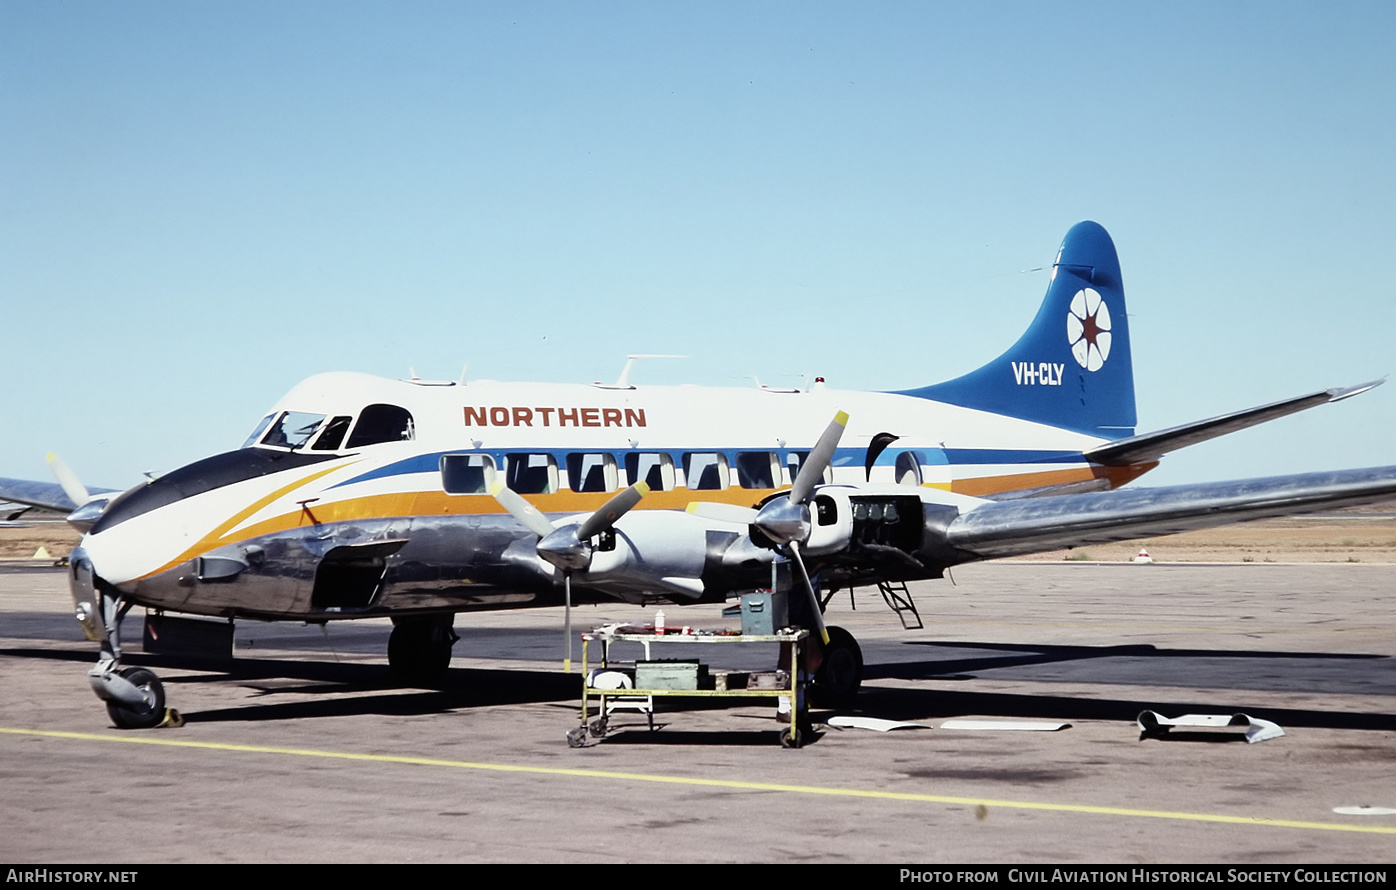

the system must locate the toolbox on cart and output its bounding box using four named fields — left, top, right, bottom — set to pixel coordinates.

left=740, top=590, right=788, bottom=635
left=634, top=659, right=707, bottom=690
